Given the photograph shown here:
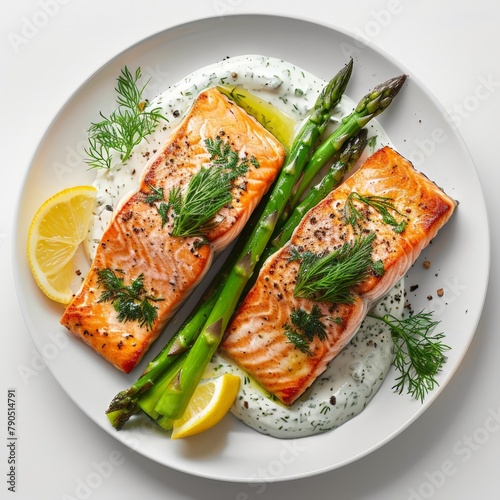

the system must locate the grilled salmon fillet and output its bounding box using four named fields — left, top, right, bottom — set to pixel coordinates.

left=61, top=88, right=285, bottom=373
left=221, top=146, right=456, bottom=405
